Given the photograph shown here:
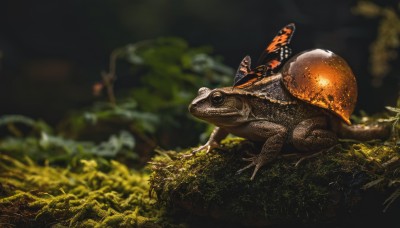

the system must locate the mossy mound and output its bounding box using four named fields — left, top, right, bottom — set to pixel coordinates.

left=0, top=155, right=161, bottom=227
left=150, top=138, right=400, bottom=227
